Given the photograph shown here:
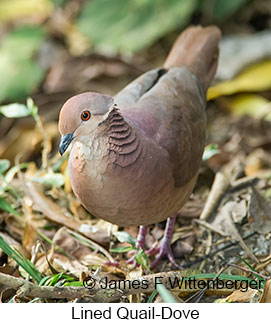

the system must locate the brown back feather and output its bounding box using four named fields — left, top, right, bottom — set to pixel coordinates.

left=164, top=26, right=221, bottom=92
